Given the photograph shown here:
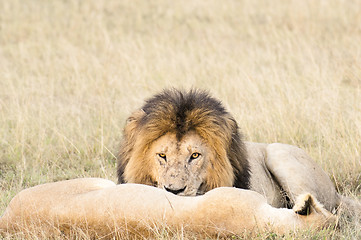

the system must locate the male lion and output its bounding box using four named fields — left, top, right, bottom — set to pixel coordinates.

left=117, top=89, right=361, bottom=216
